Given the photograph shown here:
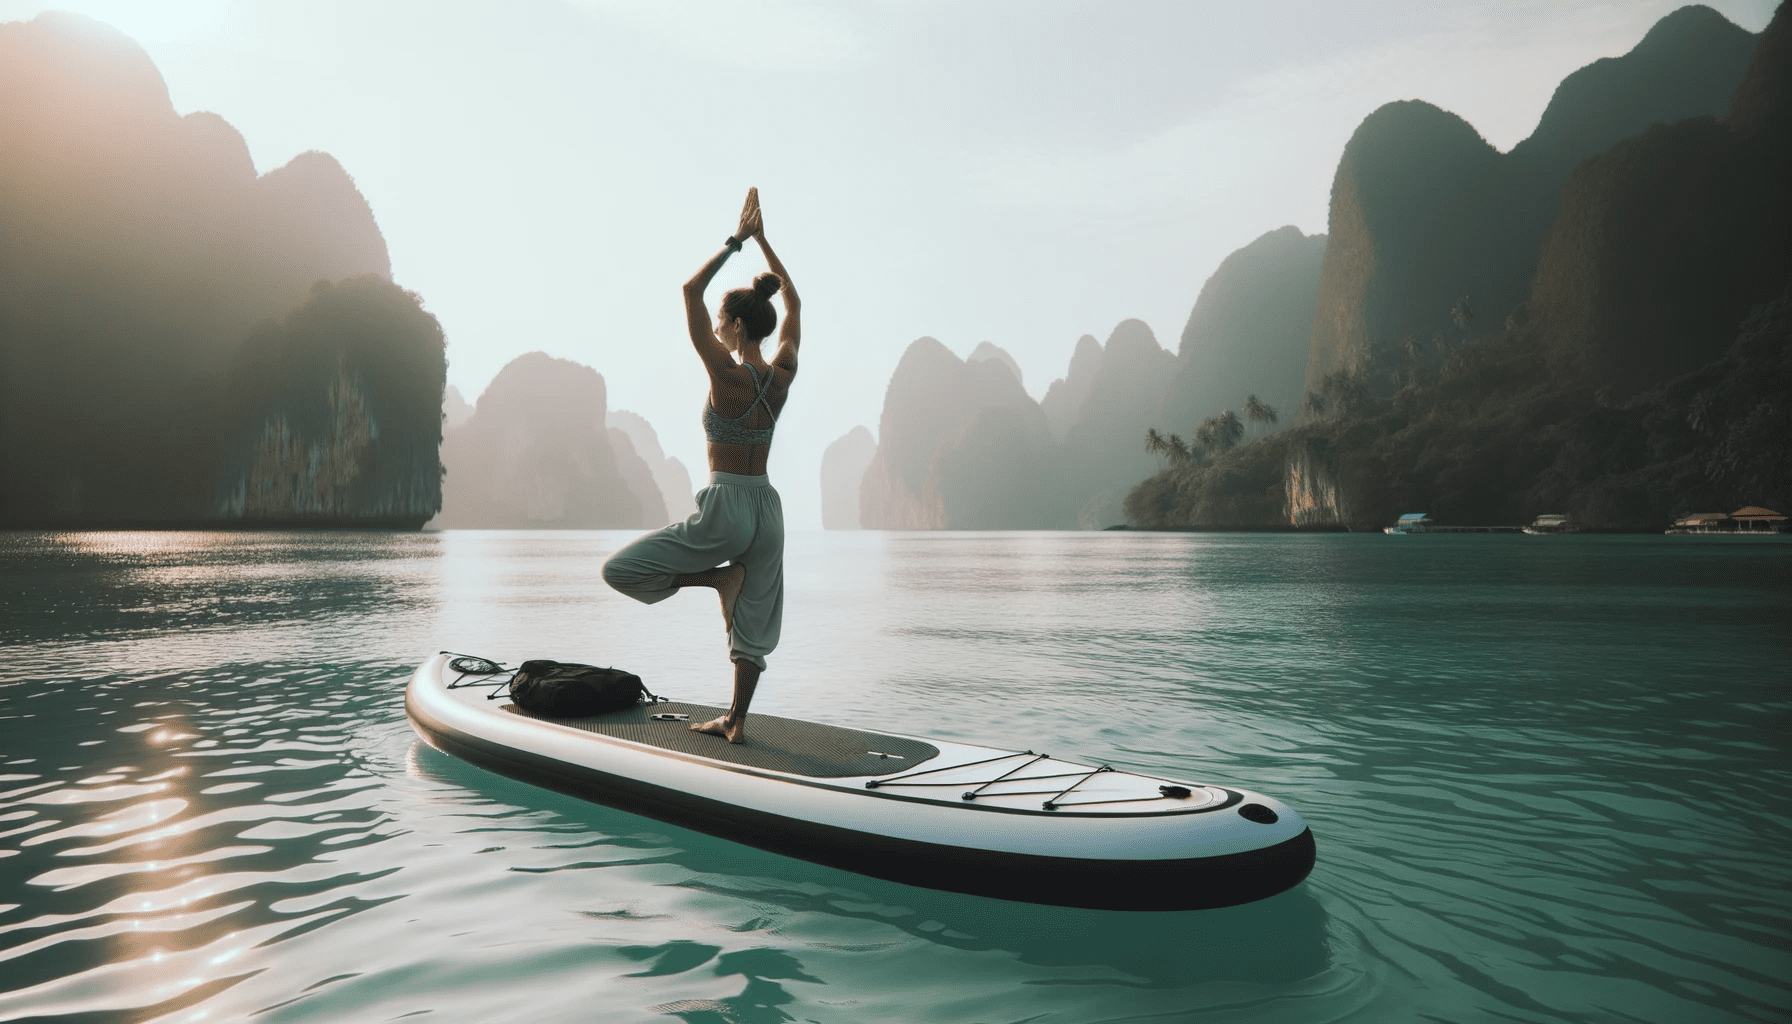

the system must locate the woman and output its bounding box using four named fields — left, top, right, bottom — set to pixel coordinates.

left=601, top=188, right=798, bottom=745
